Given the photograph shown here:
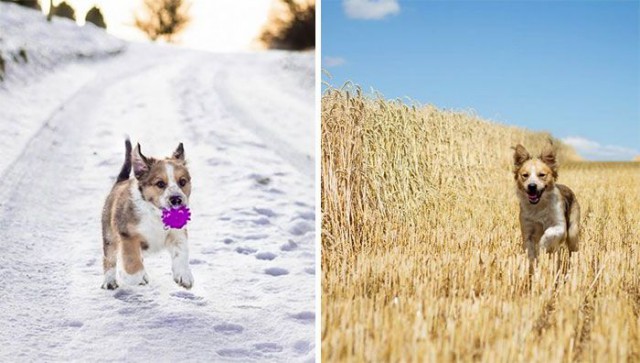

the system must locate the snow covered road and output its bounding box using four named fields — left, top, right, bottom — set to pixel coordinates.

left=0, top=44, right=315, bottom=362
